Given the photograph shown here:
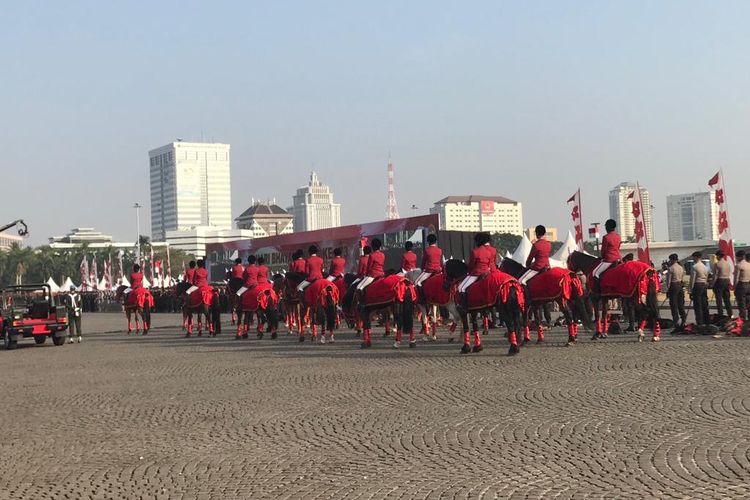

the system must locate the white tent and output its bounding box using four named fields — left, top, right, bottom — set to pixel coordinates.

left=504, top=251, right=512, bottom=259
left=552, top=230, right=578, bottom=263
left=120, top=276, right=130, bottom=287
left=98, top=276, right=109, bottom=290
left=511, top=234, right=532, bottom=264
left=142, top=276, right=151, bottom=288
left=60, top=277, right=75, bottom=292
left=46, top=277, right=60, bottom=293
left=549, top=258, right=566, bottom=269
